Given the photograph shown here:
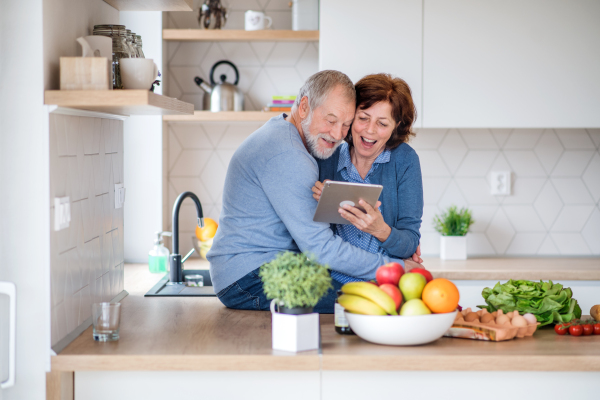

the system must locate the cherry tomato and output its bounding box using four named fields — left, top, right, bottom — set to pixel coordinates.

left=594, top=323, right=600, bottom=335
left=582, top=324, right=594, bottom=336
left=569, top=324, right=583, bottom=336
left=554, top=323, right=570, bottom=335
